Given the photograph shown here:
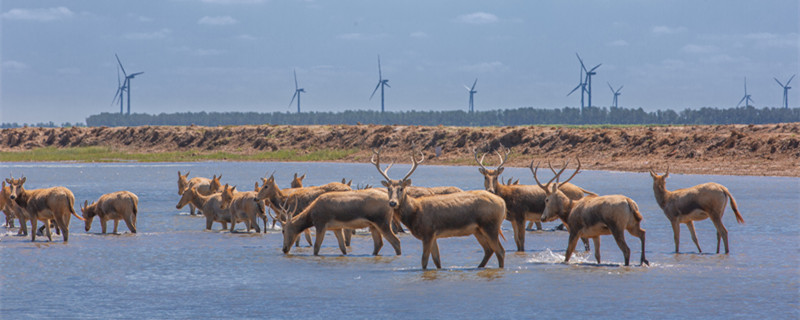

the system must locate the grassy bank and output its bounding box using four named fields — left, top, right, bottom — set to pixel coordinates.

left=0, top=146, right=359, bottom=162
